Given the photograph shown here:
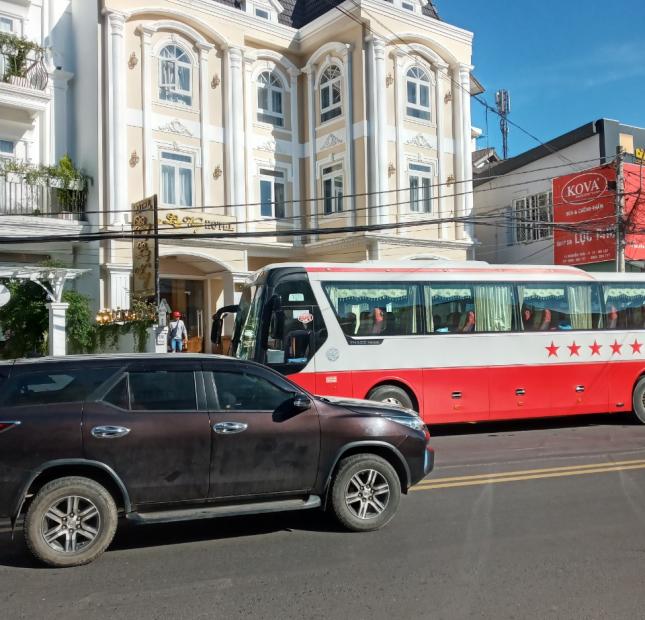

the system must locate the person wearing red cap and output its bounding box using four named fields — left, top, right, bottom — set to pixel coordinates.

left=168, top=310, right=188, bottom=353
